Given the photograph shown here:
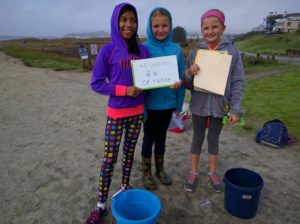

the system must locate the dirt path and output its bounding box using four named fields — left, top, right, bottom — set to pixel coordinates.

left=0, top=52, right=299, bottom=224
